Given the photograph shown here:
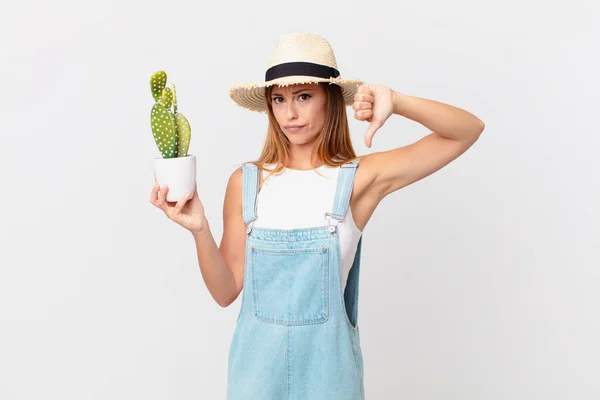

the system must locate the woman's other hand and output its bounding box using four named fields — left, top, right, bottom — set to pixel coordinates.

left=150, top=178, right=208, bottom=235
